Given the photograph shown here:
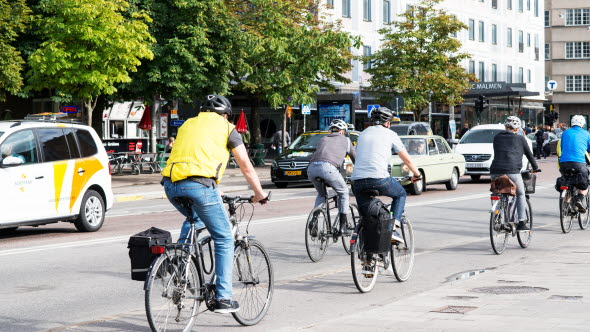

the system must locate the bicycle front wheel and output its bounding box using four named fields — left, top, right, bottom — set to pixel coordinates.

left=560, top=191, right=574, bottom=234
left=145, top=251, right=201, bottom=332
left=391, top=216, right=415, bottom=282
left=517, top=199, right=533, bottom=248
left=232, top=239, right=274, bottom=326
left=490, top=202, right=508, bottom=255
left=341, top=204, right=360, bottom=255
left=351, top=228, right=378, bottom=293
left=305, top=208, right=329, bottom=262
left=579, top=195, right=590, bottom=230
